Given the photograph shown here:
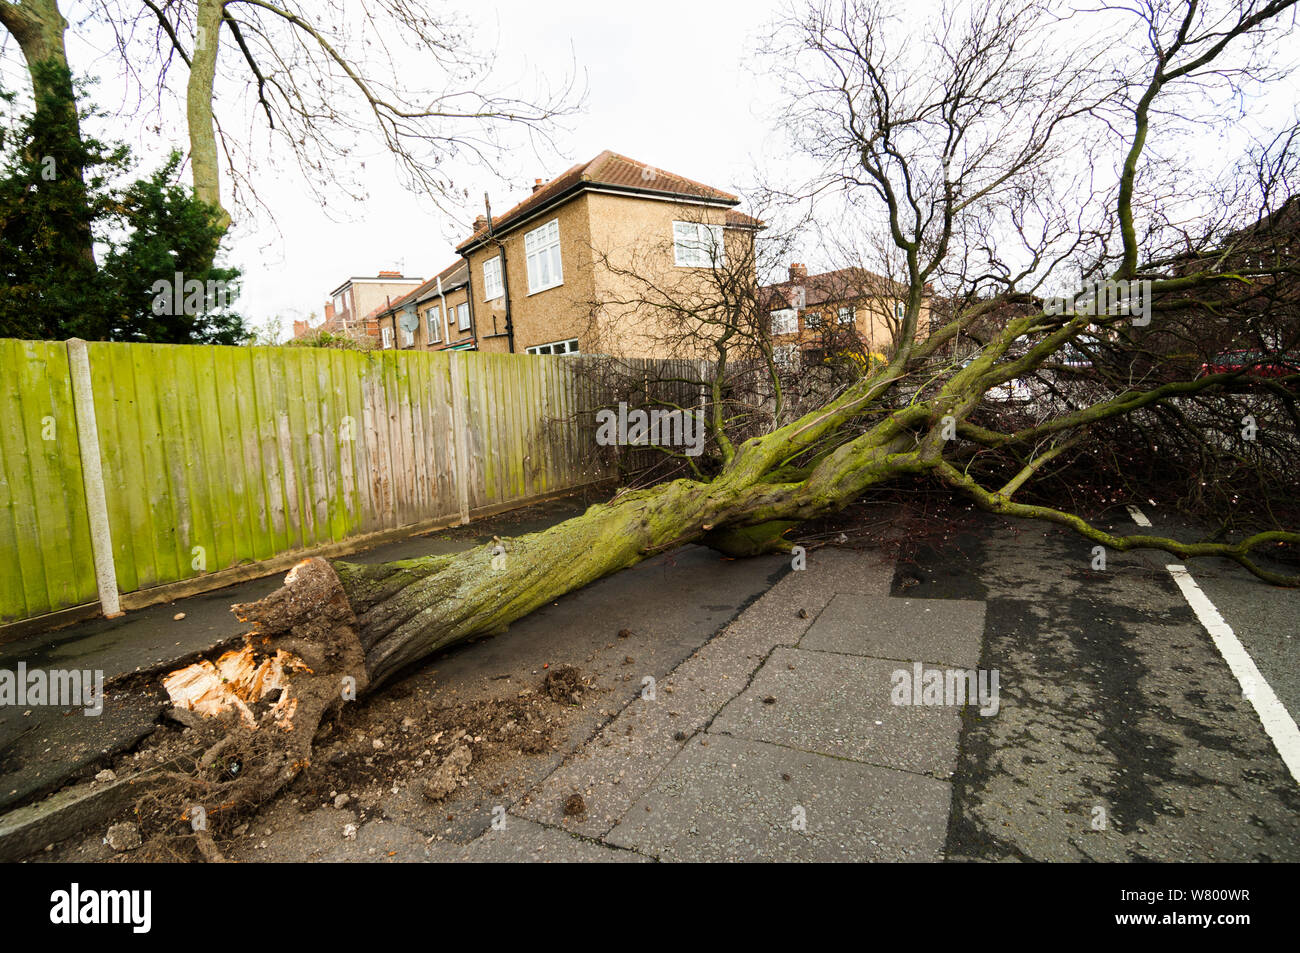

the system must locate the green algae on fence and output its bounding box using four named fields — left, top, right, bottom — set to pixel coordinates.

left=1, top=339, right=632, bottom=626
left=0, top=340, right=98, bottom=623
